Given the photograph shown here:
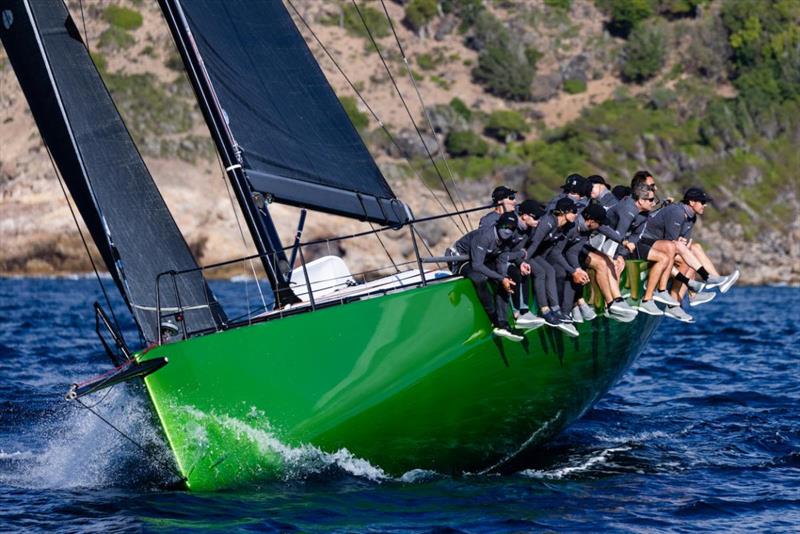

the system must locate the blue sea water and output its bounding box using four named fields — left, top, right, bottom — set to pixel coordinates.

left=0, top=278, right=798, bottom=532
